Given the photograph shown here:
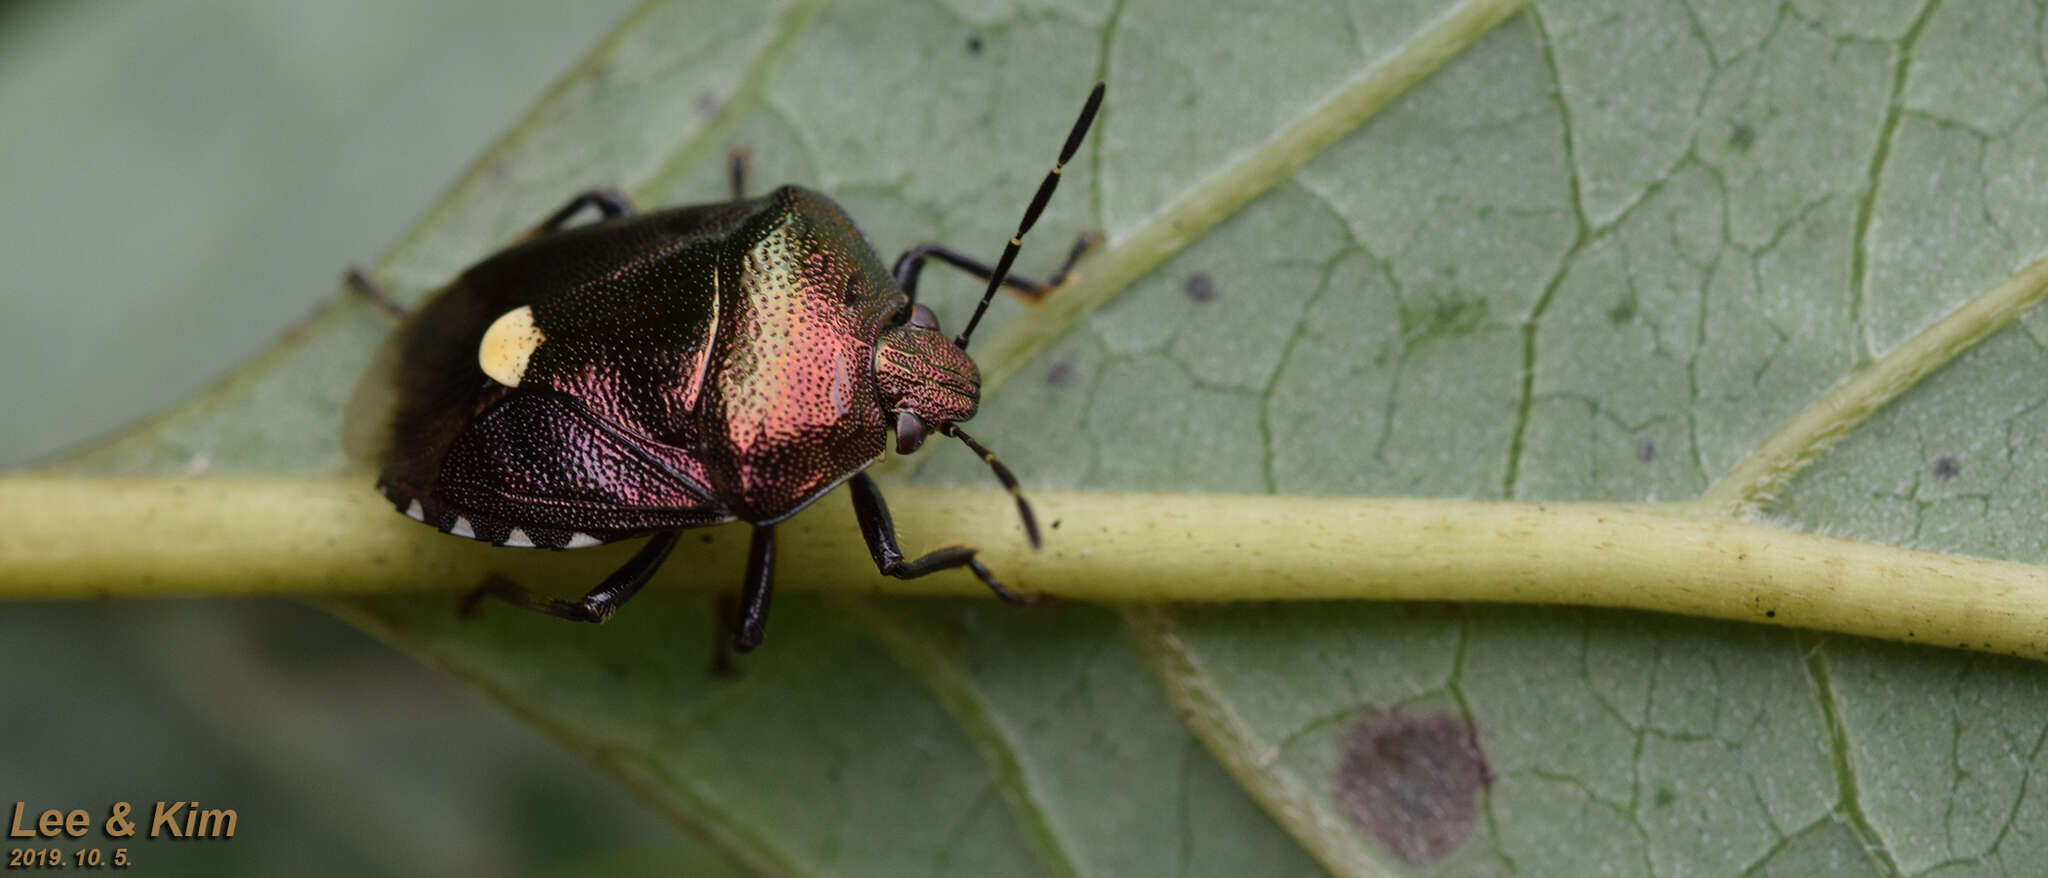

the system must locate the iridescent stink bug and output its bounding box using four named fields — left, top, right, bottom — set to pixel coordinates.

left=350, top=83, right=1105, bottom=651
